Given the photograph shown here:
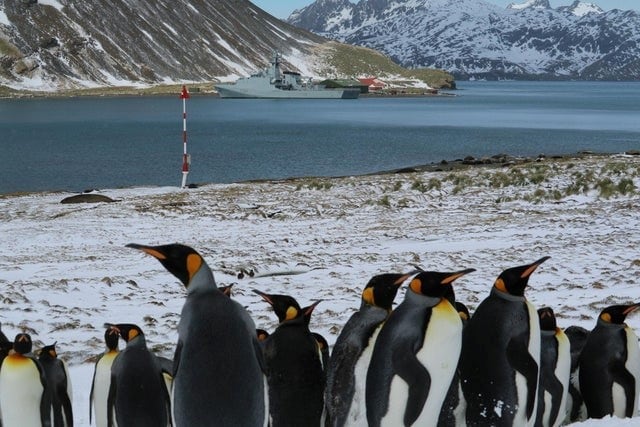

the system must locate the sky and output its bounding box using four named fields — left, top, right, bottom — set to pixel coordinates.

left=251, top=0, right=639, bottom=18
